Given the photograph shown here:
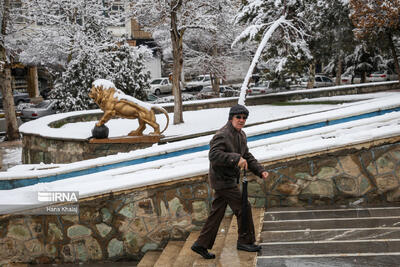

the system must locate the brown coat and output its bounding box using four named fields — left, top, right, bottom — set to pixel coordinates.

left=208, top=121, right=265, bottom=190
